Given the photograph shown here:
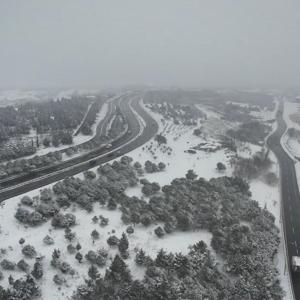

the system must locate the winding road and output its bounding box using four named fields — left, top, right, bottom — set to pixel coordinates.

left=267, top=101, right=300, bottom=300
left=0, top=93, right=158, bottom=202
